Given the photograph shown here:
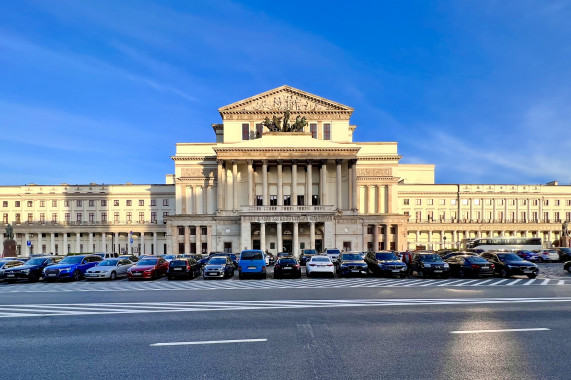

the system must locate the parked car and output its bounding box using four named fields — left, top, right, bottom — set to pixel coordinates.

left=337, top=252, right=368, bottom=277
left=324, top=248, right=341, bottom=263
left=84, top=258, right=133, bottom=280
left=306, top=256, right=335, bottom=278
left=266, top=252, right=275, bottom=265
left=203, top=256, right=235, bottom=279
left=118, top=254, right=139, bottom=263
left=238, top=250, right=266, bottom=279
left=273, top=257, right=301, bottom=279
left=557, top=248, right=571, bottom=262
left=168, top=258, right=201, bottom=280
left=534, top=249, right=559, bottom=263
left=0, top=260, right=26, bottom=280
left=299, top=249, right=318, bottom=266
left=365, top=251, right=408, bottom=278
left=564, top=260, right=571, bottom=273
left=43, top=254, right=102, bottom=281
left=127, top=257, right=169, bottom=280
left=480, top=252, right=539, bottom=278
left=3, top=256, right=62, bottom=282
left=198, top=252, right=222, bottom=268
left=409, top=253, right=450, bottom=278
left=92, top=252, right=118, bottom=260
left=440, top=251, right=477, bottom=261
left=163, top=254, right=181, bottom=262
left=445, top=255, right=494, bottom=278
left=515, top=250, right=539, bottom=262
